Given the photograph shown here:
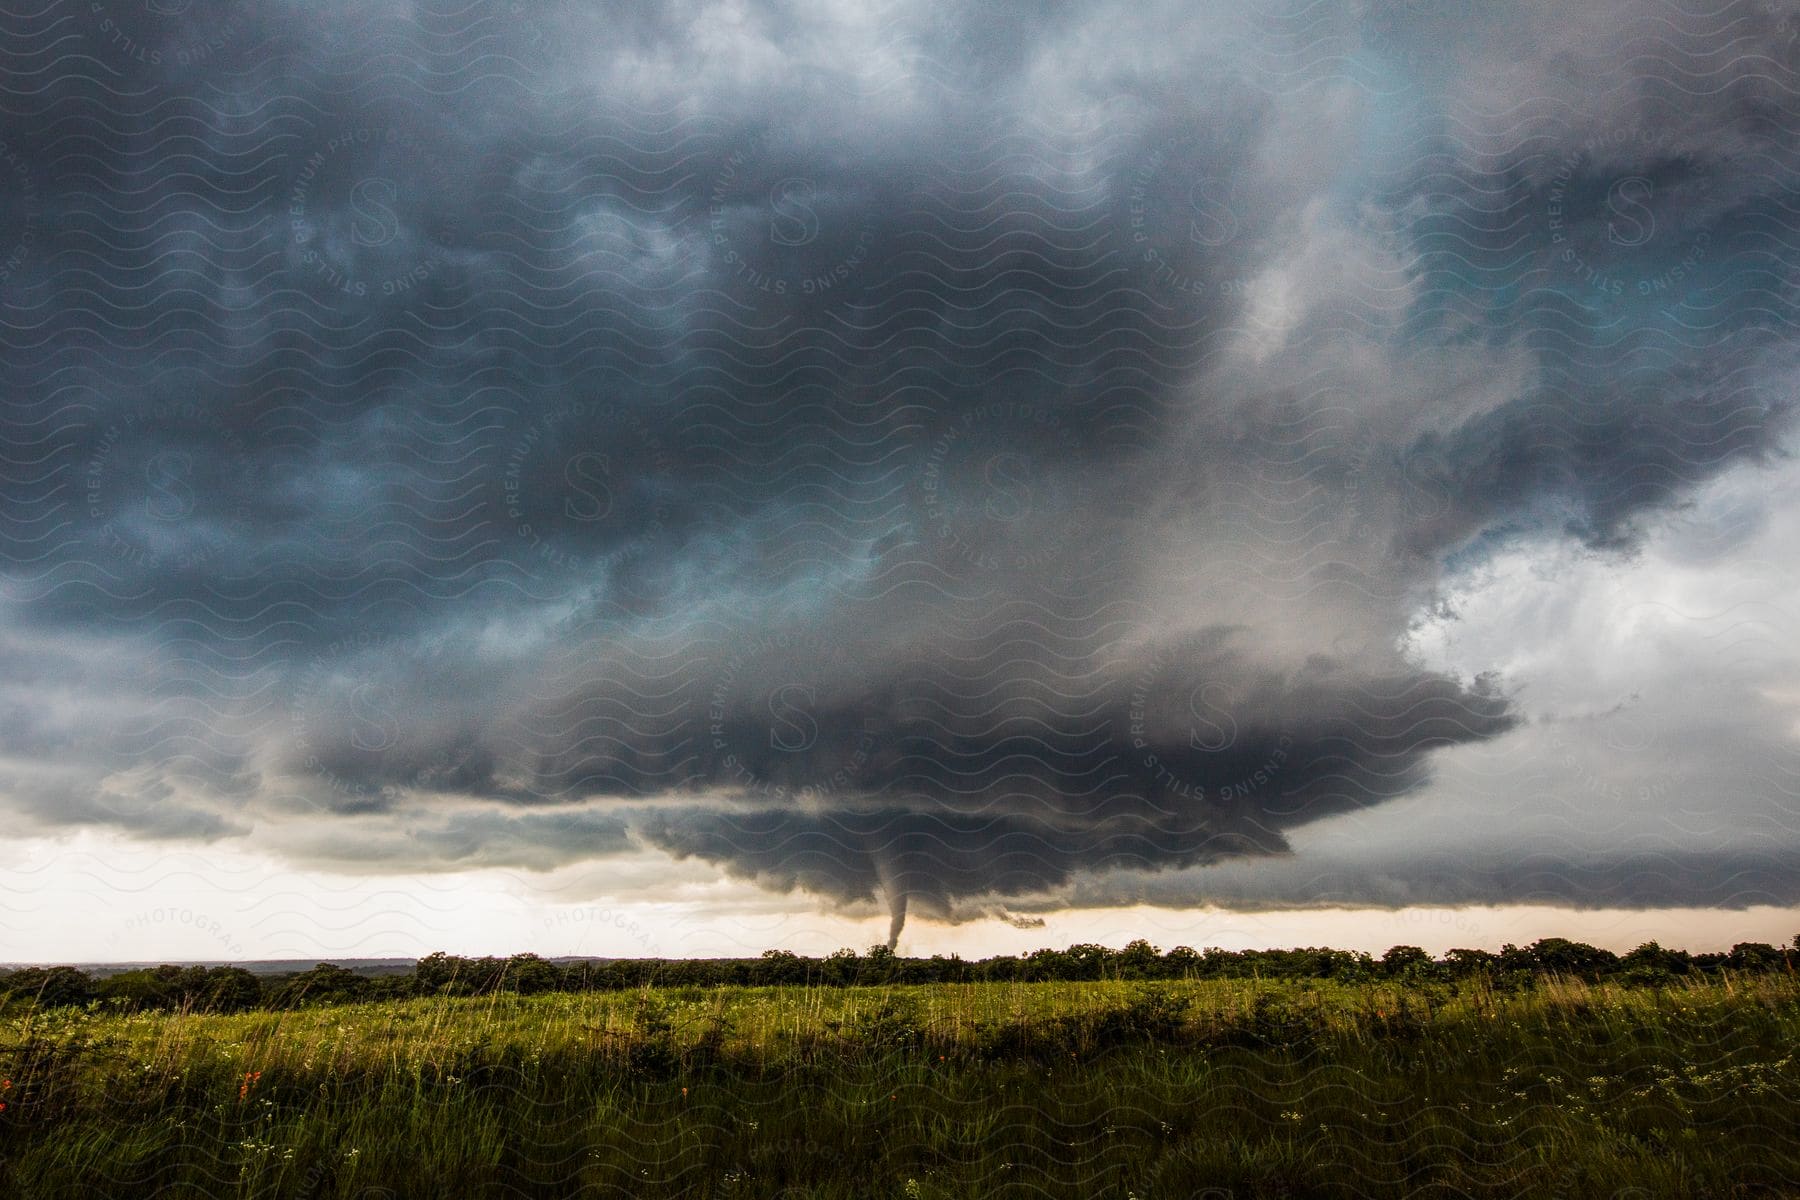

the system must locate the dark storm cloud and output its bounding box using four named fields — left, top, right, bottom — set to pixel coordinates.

left=1, top=0, right=1798, bottom=930
left=631, top=637, right=1516, bottom=930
